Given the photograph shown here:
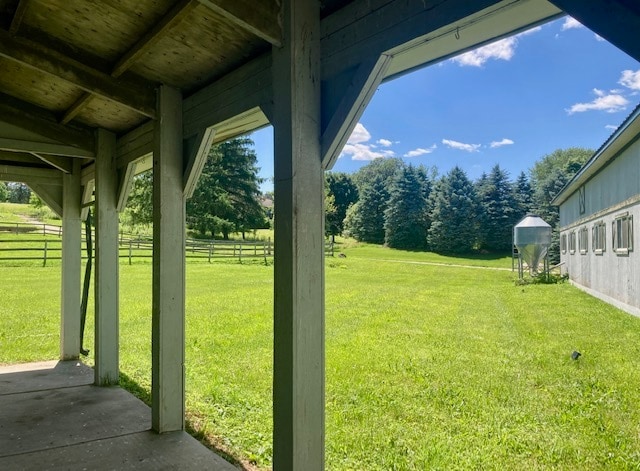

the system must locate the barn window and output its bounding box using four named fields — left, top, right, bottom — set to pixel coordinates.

left=612, top=213, right=633, bottom=254
left=579, top=226, right=589, bottom=254
left=561, top=233, right=567, bottom=254
left=569, top=230, right=576, bottom=254
left=579, top=185, right=586, bottom=215
left=592, top=221, right=606, bottom=254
